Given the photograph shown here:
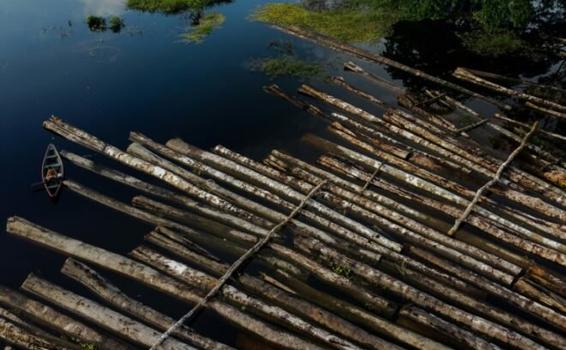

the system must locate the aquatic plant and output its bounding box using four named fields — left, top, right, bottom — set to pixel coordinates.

left=109, top=16, right=125, bottom=33
left=252, top=2, right=399, bottom=43
left=180, top=12, right=225, bottom=43
left=127, top=0, right=225, bottom=13
left=460, top=30, right=525, bottom=56
left=250, top=56, right=325, bottom=80
left=86, top=16, right=106, bottom=32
